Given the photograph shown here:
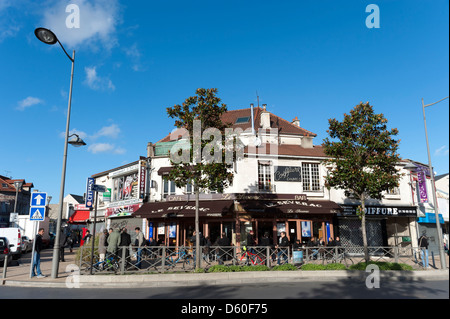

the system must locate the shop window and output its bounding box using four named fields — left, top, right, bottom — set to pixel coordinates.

left=258, top=161, right=272, bottom=191
left=302, top=163, right=321, bottom=191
